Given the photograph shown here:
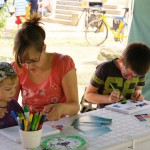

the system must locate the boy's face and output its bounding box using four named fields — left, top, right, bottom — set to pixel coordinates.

left=118, top=58, right=141, bottom=80
left=0, top=78, right=17, bottom=101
